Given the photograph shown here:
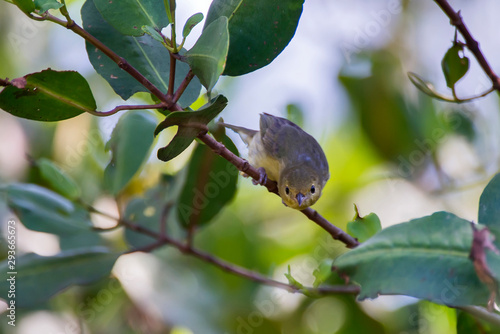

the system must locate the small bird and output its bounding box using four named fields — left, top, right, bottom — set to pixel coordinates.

left=221, top=113, right=329, bottom=209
